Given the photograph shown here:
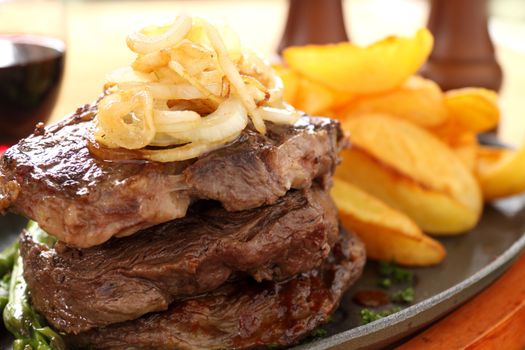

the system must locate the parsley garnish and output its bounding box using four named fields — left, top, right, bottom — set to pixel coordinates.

left=392, top=287, right=414, bottom=304
left=310, top=328, right=328, bottom=338
left=360, top=306, right=402, bottom=324
left=378, top=261, right=413, bottom=283
left=357, top=261, right=416, bottom=325
left=378, top=277, right=392, bottom=289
